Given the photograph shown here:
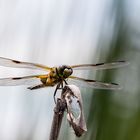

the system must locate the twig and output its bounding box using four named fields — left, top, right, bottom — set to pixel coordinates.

left=49, top=85, right=87, bottom=139
left=49, top=98, right=66, bottom=140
